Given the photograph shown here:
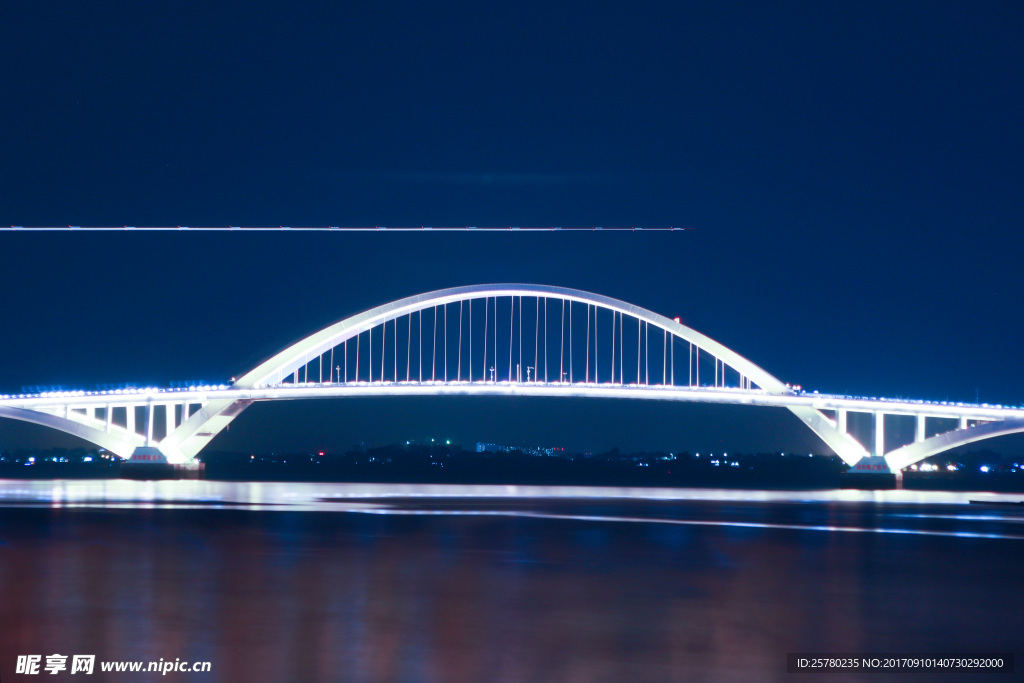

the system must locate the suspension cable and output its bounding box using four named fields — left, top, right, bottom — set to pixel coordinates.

left=457, top=300, right=463, bottom=381
left=637, top=316, right=641, bottom=384
left=518, top=296, right=522, bottom=382
left=432, top=306, right=437, bottom=382
left=585, top=303, right=590, bottom=383
left=606, top=311, right=614, bottom=382
left=560, top=299, right=565, bottom=382
left=508, top=295, right=514, bottom=382
left=483, top=297, right=488, bottom=381
left=534, top=297, right=539, bottom=382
